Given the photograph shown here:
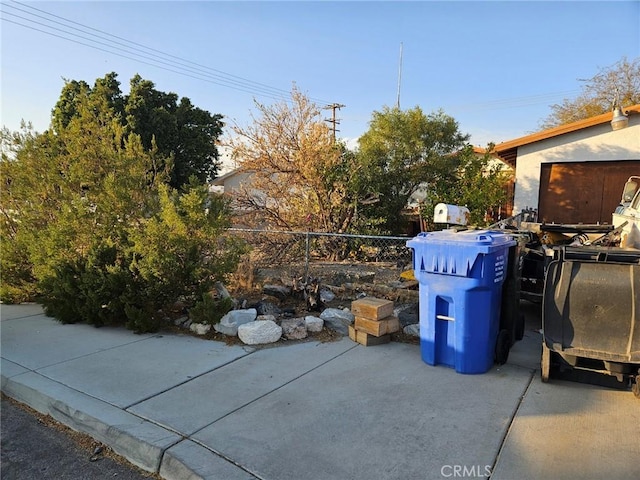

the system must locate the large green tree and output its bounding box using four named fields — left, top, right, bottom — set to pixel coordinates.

left=1, top=79, right=243, bottom=331
left=356, top=107, right=470, bottom=233
left=540, top=57, right=640, bottom=129
left=51, top=72, right=224, bottom=189
left=2, top=88, right=162, bottom=304
left=422, top=145, right=511, bottom=229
